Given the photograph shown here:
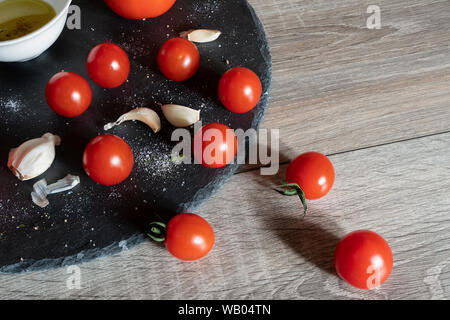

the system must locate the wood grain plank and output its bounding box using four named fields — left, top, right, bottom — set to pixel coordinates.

left=1, top=132, right=448, bottom=299
left=248, top=0, right=450, bottom=162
